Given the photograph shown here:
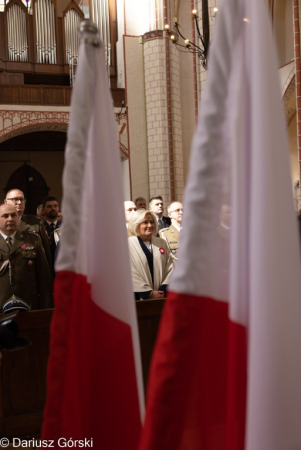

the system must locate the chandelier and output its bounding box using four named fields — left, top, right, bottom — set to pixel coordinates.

left=165, top=0, right=218, bottom=70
